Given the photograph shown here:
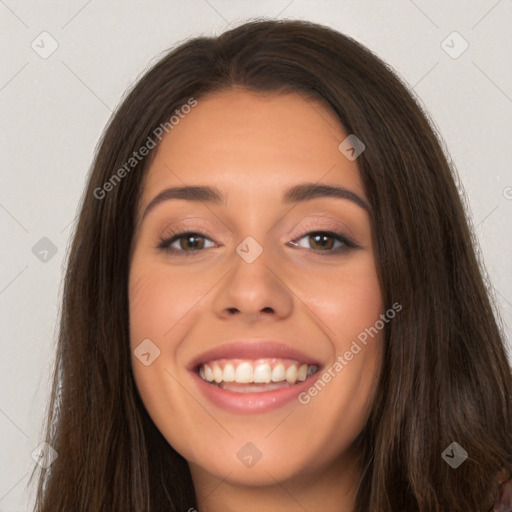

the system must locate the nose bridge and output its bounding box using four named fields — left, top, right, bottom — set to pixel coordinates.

left=213, top=232, right=294, bottom=319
